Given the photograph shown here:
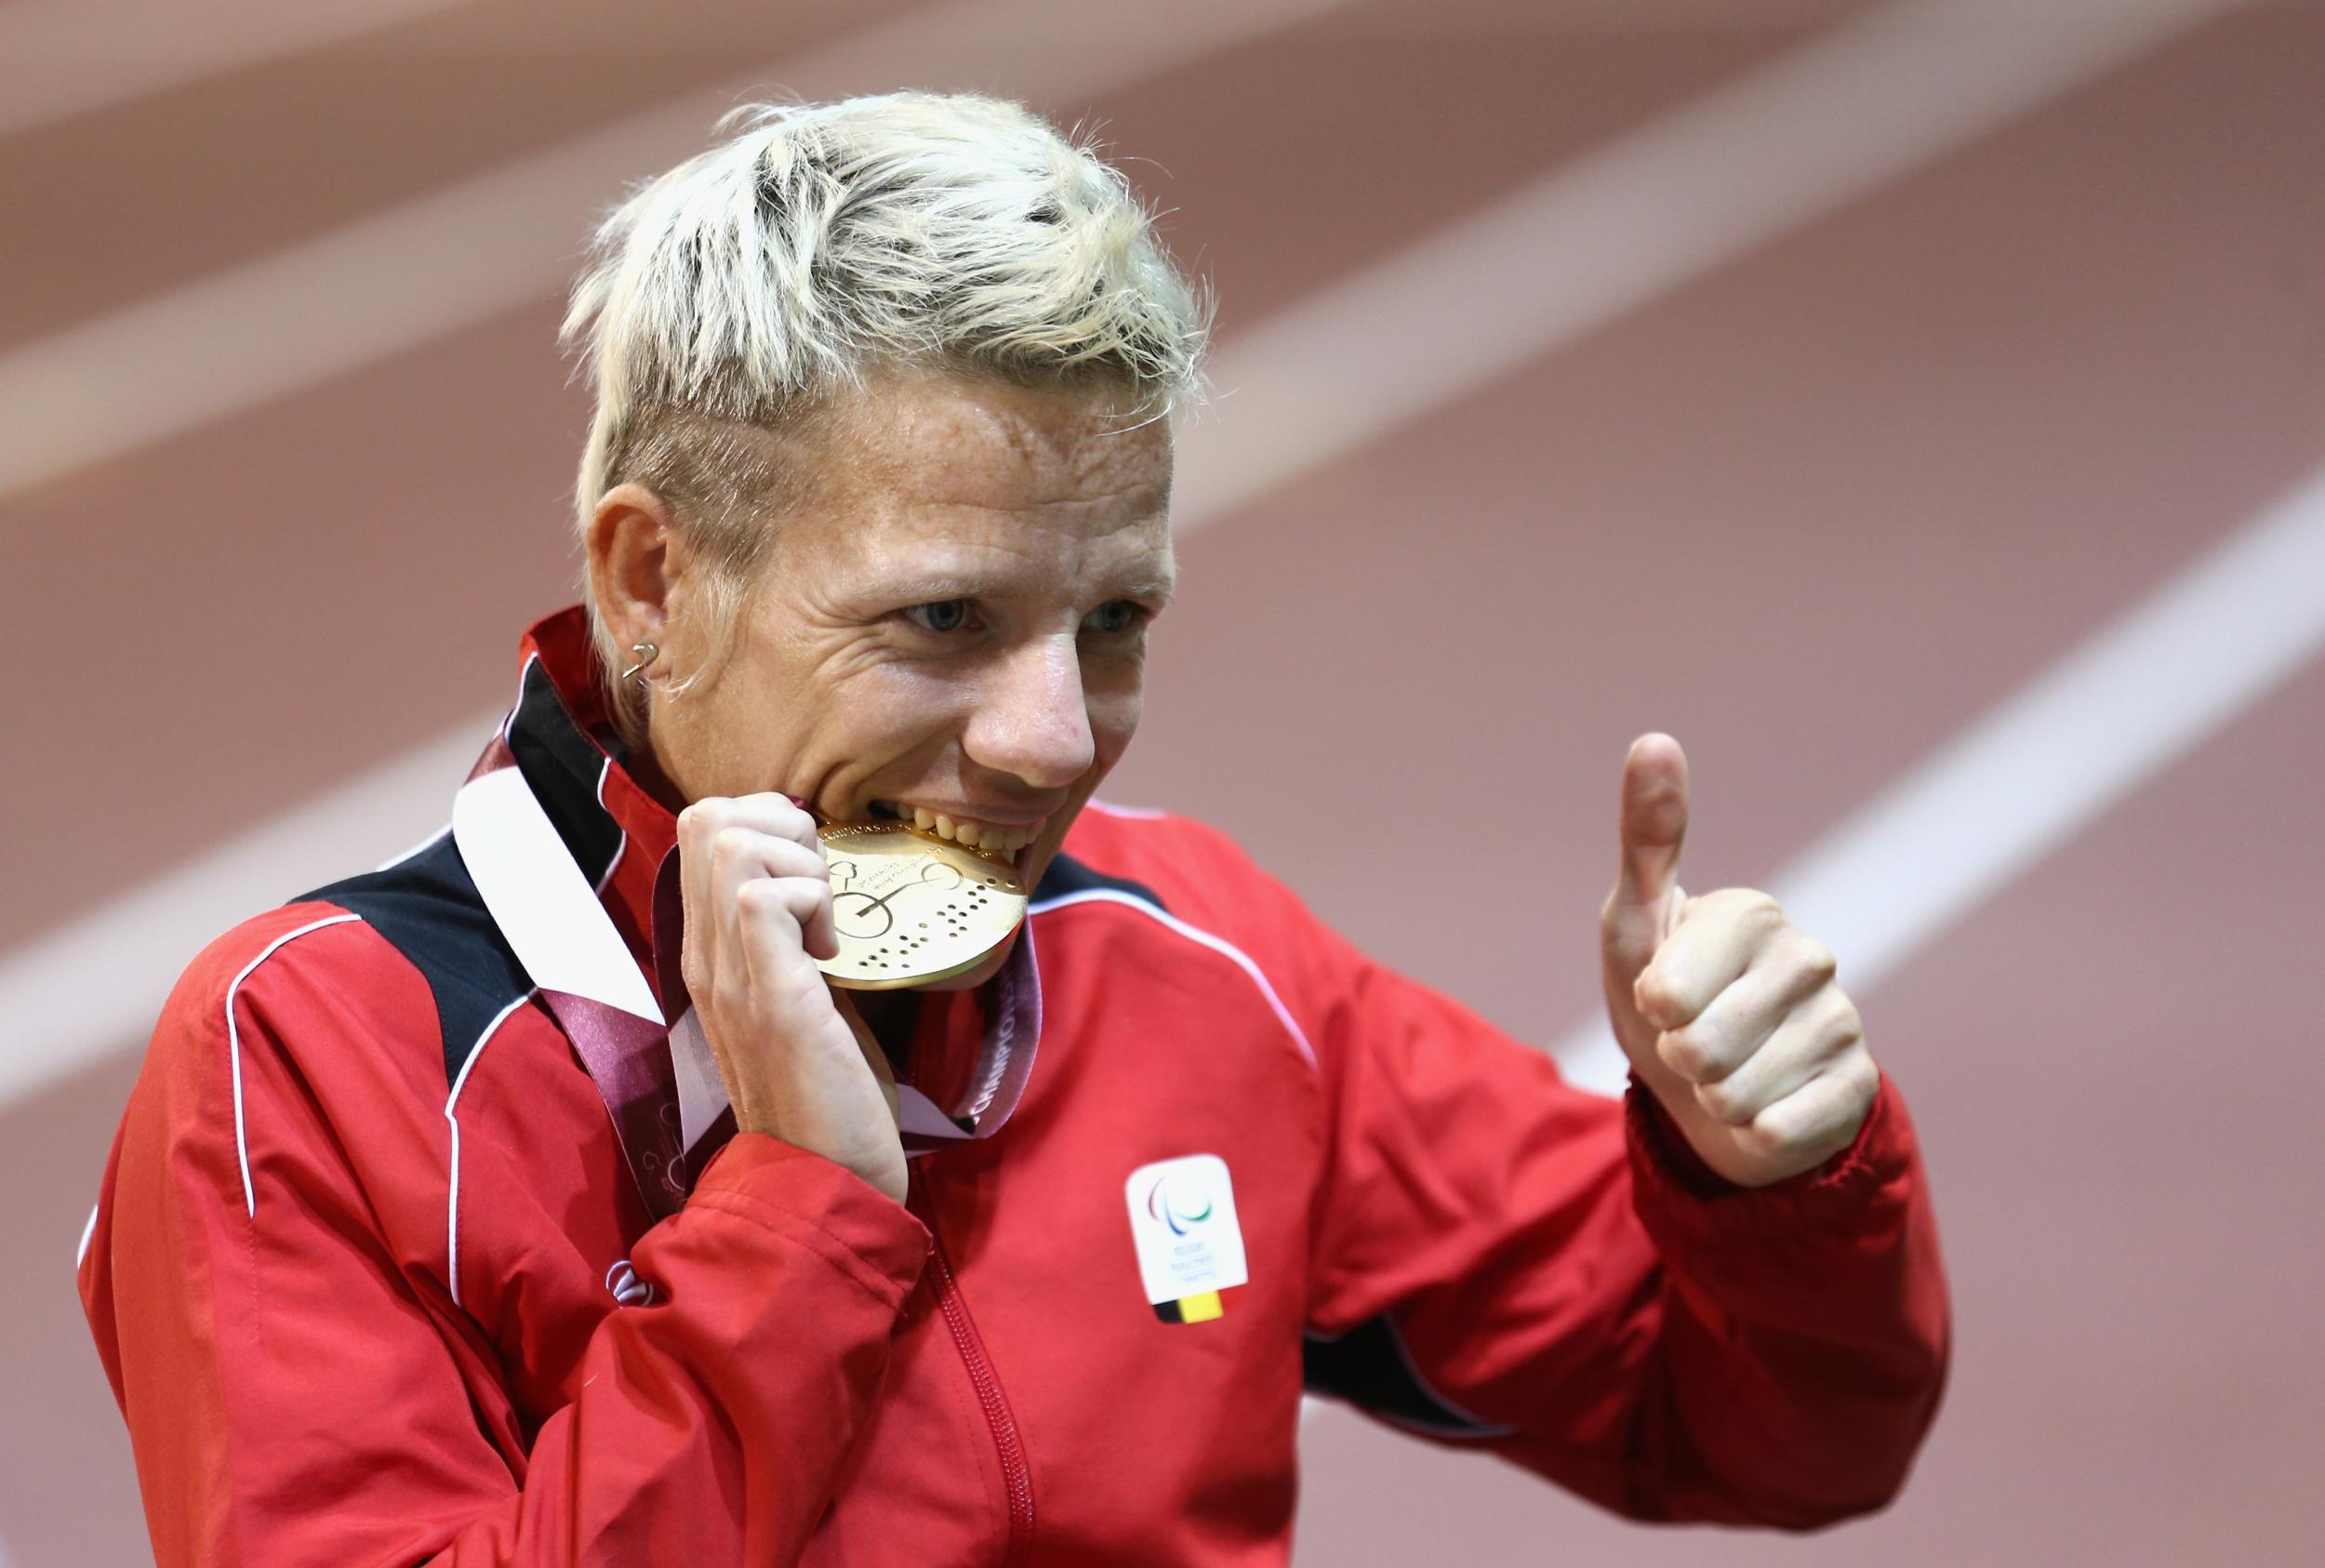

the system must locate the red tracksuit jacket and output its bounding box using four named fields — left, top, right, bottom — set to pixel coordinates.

left=79, top=608, right=1948, bottom=1564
